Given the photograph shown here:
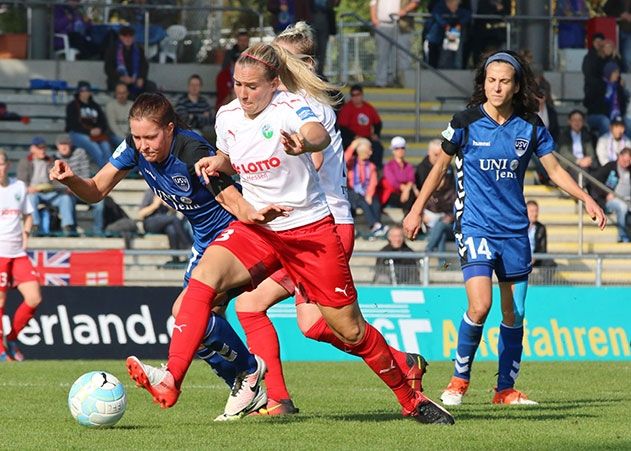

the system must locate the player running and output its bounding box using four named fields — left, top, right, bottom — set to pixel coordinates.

left=0, top=150, right=42, bottom=362
left=403, top=50, right=607, bottom=405
left=48, top=94, right=276, bottom=419
left=126, top=42, right=454, bottom=425
left=232, top=22, right=427, bottom=416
